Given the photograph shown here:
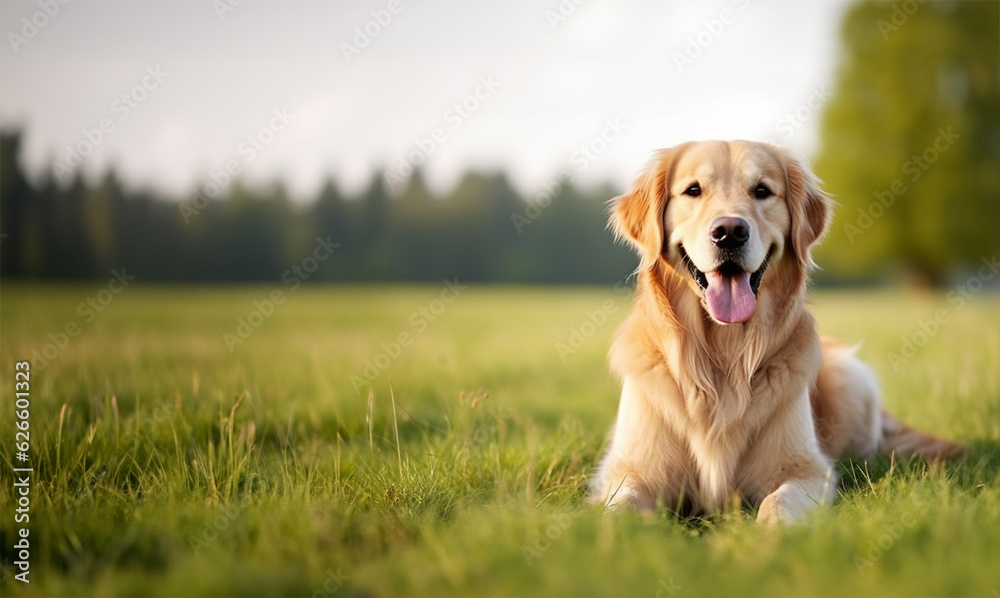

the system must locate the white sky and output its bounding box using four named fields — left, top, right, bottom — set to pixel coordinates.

left=0, top=0, right=849, bottom=201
